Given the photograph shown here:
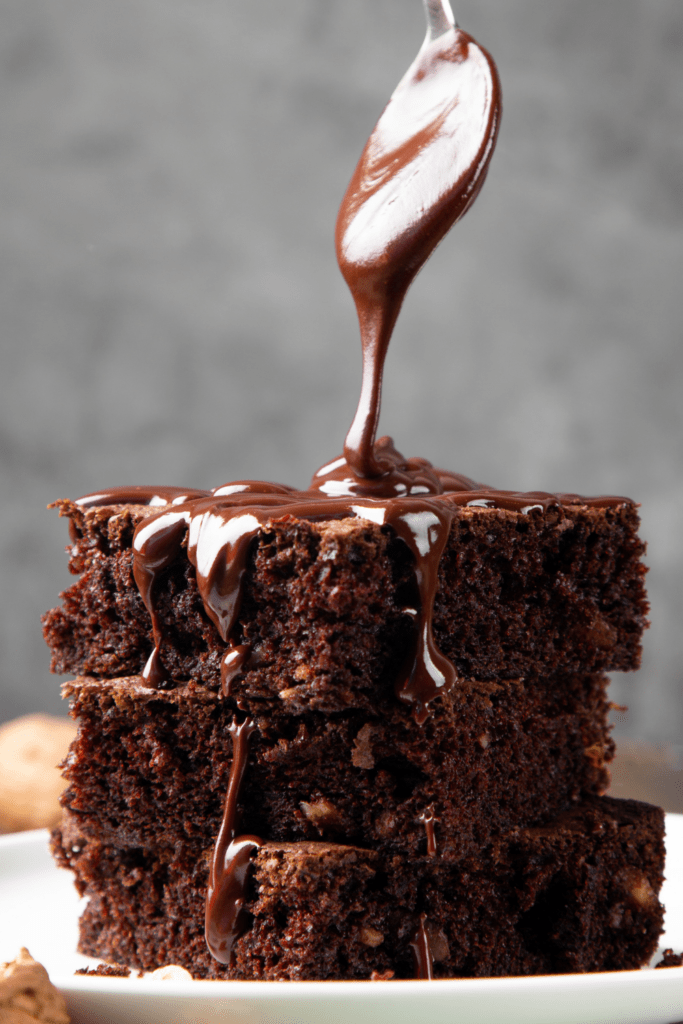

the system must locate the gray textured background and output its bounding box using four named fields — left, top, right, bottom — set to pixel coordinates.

left=1, top=0, right=681, bottom=743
